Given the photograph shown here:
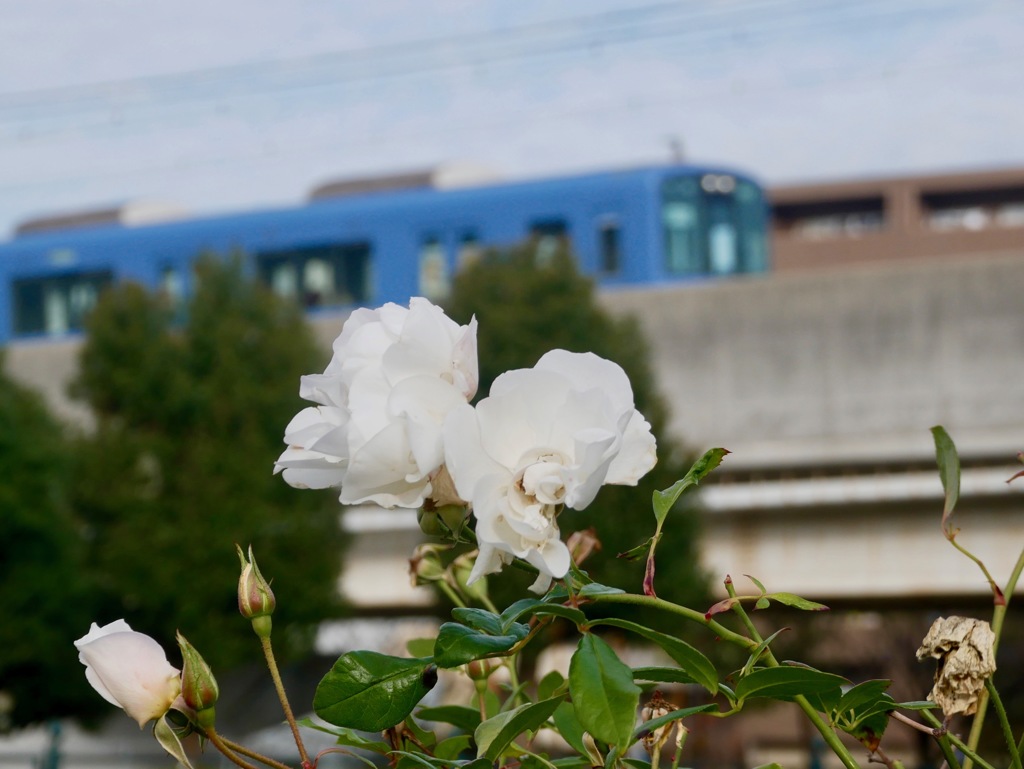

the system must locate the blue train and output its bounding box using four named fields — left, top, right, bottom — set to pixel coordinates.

left=0, top=163, right=768, bottom=342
